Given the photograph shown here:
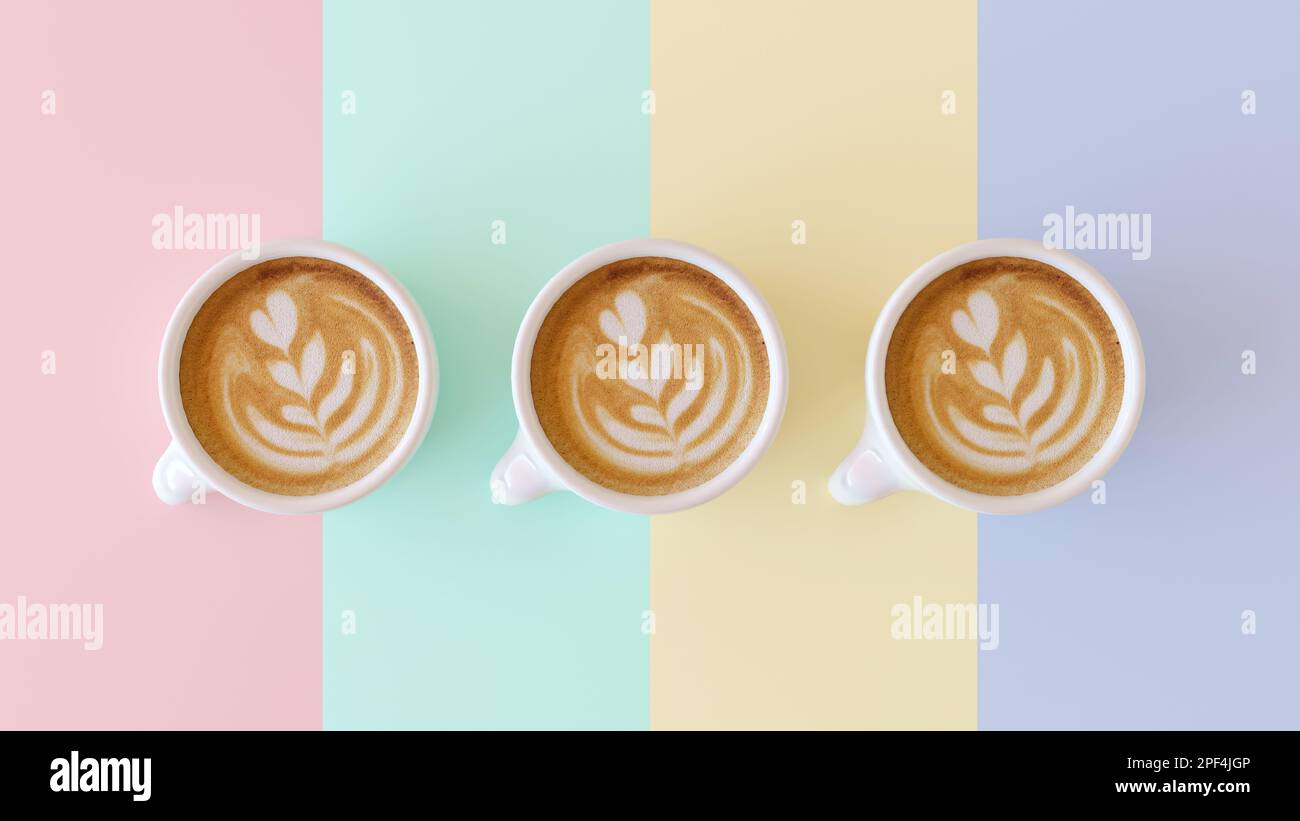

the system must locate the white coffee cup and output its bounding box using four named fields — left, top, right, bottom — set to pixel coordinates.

left=829, top=238, right=1144, bottom=514
left=153, top=239, right=438, bottom=514
left=490, top=238, right=788, bottom=514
